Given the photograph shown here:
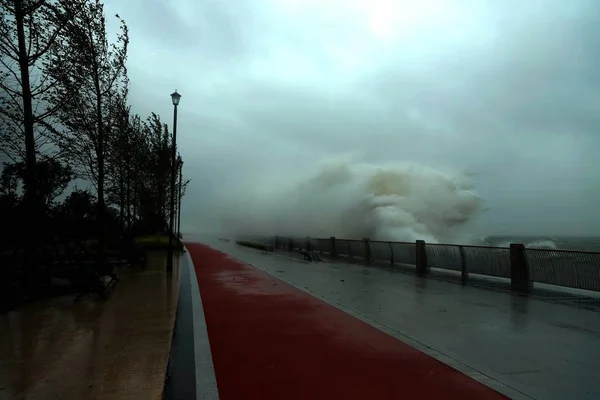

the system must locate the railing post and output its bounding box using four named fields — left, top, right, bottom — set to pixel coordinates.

left=459, top=245, right=468, bottom=283
left=416, top=240, right=428, bottom=276
left=363, top=238, right=371, bottom=266
left=330, top=237, right=337, bottom=258
left=388, top=242, right=394, bottom=266
left=510, top=243, right=532, bottom=293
